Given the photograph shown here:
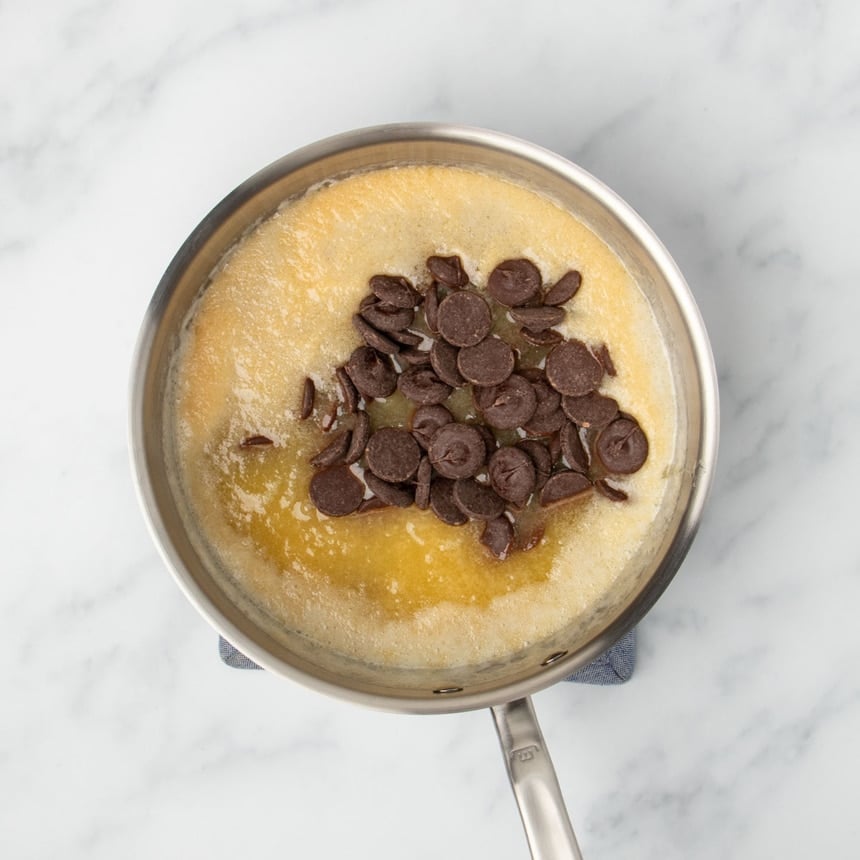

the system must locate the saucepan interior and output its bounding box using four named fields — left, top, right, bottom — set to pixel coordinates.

left=131, top=124, right=718, bottom=714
